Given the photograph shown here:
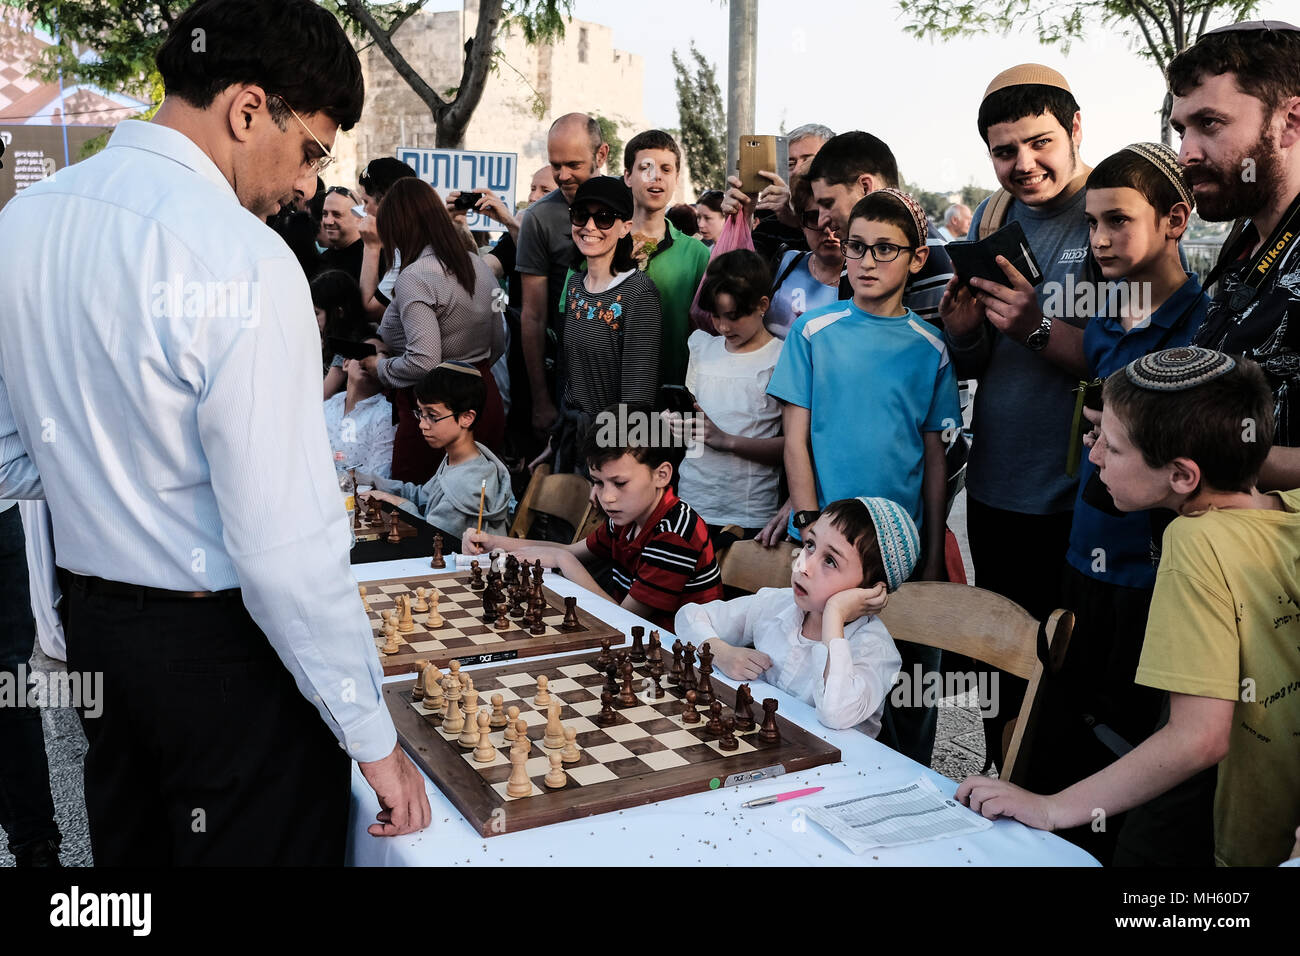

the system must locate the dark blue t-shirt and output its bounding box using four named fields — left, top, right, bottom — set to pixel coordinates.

left=1065, top=274, right=1207, bottom=588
